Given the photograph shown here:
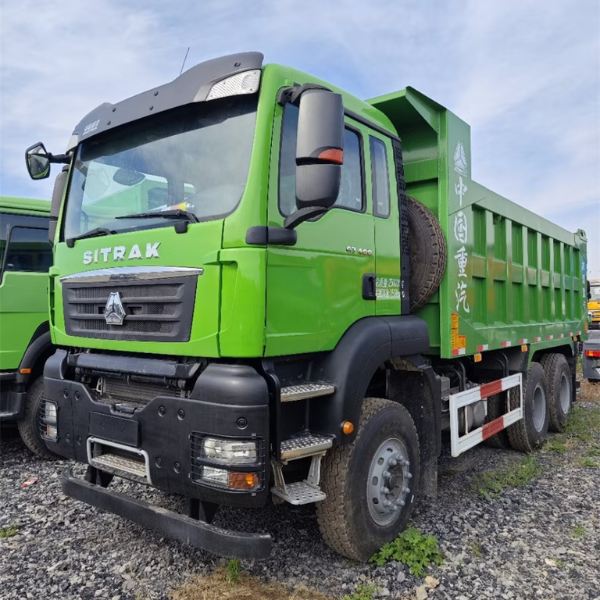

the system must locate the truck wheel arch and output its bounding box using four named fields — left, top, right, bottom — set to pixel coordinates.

left=16, top=325, right=54, bottom=386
